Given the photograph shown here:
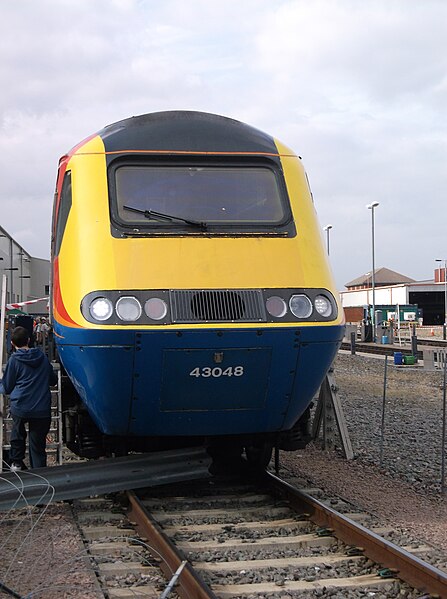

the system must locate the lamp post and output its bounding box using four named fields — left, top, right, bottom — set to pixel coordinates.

left=367, top=202, right=379, bottom=342
left=323, top=224, right=333, bottom=255
left=19, top=251, right=23, bottom=302
left=436, top=259, right=447, bottom=333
